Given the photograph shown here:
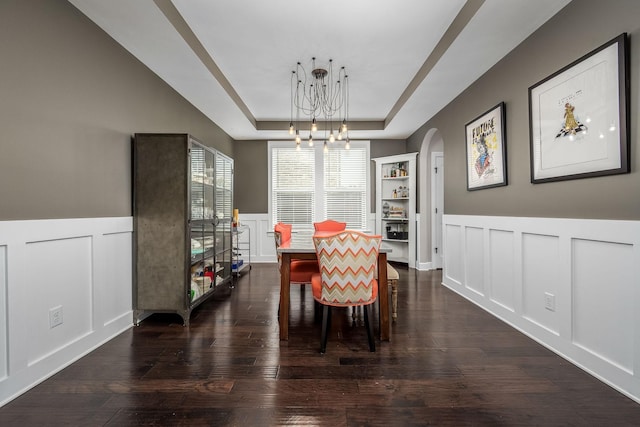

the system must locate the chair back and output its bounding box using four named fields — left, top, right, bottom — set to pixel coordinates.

left=313, top=219, right=347, bottom=232
left=275, top=222, right=318, bottom=283
left=273, top=222, right=292, bottom=271
left=313, top=230, right=381, bottom=306
left=274, top=222, right=292, bottom=243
